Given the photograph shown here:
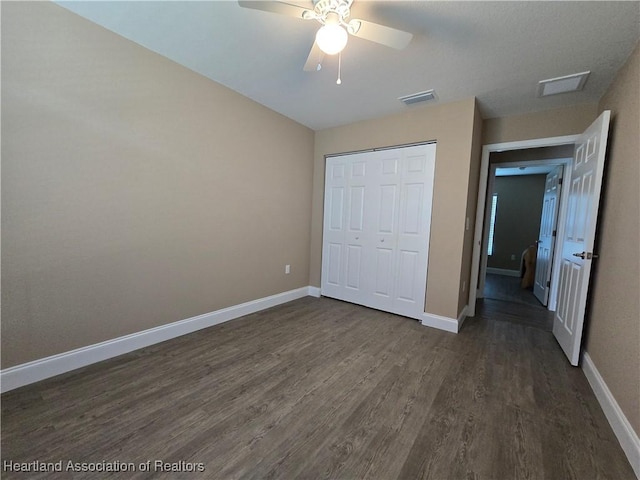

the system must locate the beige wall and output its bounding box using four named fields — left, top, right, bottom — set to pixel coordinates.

left=483, top=104, right=598, bottom=145
left=585, top=42, right=640, bottom=435
left=487, top=175, right=546, bottom=271
left=1, top=2, right=315, bottom=367
left=310, top=98, right=479, bottom=319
